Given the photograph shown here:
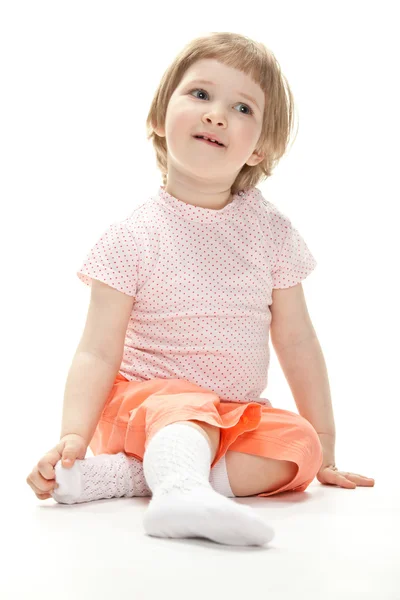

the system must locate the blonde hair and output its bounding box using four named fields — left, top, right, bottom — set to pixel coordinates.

left=146, top=32, right=298, bottom=195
